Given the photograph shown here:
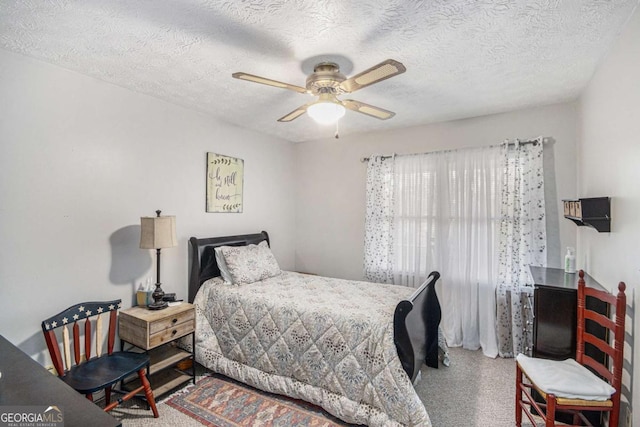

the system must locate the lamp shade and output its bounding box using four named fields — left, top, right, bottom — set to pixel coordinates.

left=140, top=215, right=177, bottom=249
